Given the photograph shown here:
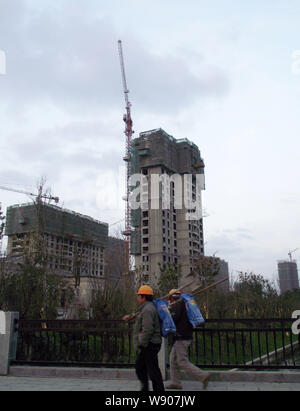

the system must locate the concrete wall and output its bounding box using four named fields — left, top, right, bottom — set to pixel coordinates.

left=0, top=312, right=19, bottom=375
